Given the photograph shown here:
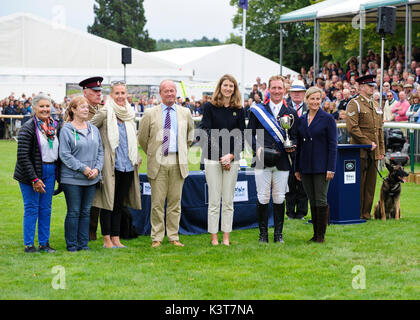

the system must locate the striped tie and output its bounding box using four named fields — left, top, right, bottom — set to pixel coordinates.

left=162, top=107, right=171, bottom=156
